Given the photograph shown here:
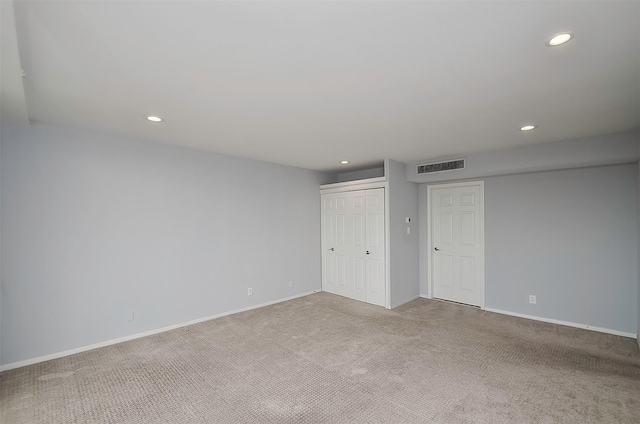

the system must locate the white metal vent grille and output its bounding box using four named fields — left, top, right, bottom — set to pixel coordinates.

left=417, top=158, right=465, bottom=174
